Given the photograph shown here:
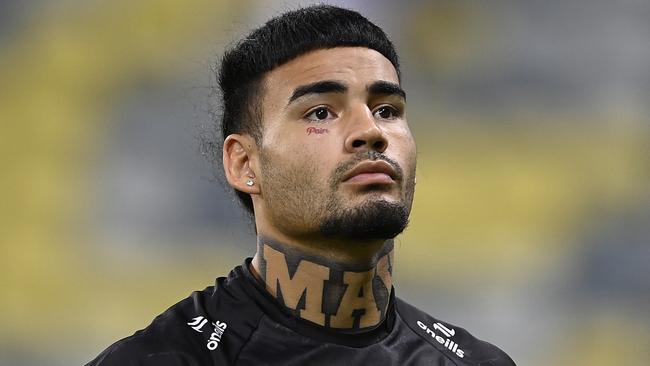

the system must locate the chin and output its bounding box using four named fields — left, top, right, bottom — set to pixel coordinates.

left=320, top=198, right=410, bottom=241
